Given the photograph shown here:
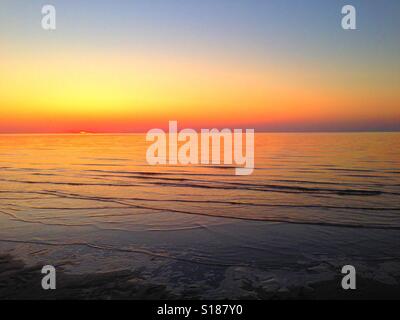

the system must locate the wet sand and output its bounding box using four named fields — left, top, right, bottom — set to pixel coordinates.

left=0, top=254, right=175, bottom=300
left=1, top=253, right=399, bottom=300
